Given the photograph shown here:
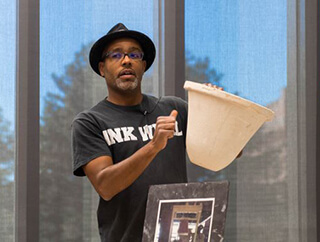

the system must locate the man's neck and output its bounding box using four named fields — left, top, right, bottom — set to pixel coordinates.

left=107, top=92, right=143, bottom=106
